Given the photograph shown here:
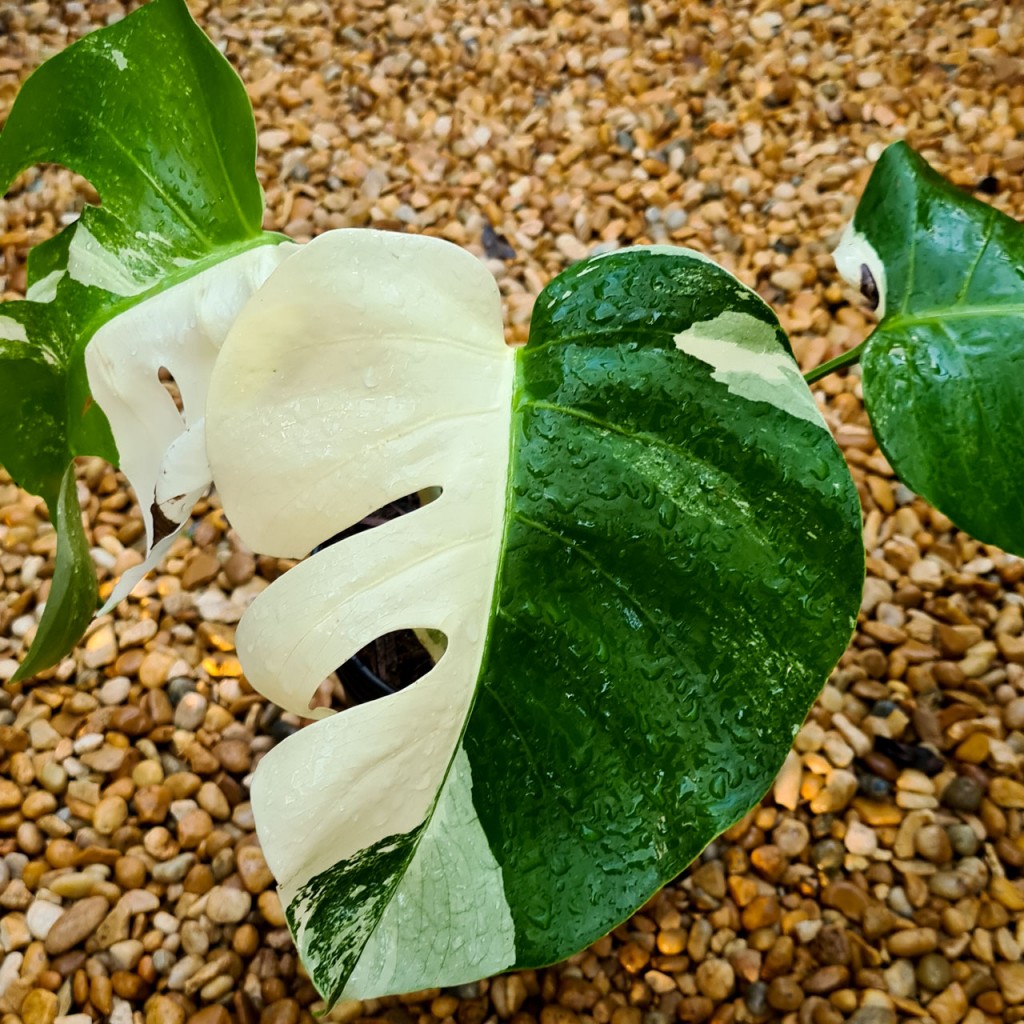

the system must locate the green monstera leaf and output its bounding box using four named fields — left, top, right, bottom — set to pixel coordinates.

left=833, top=141, right=1024, bottom=554
left=204, top=231, right=864, bottom=1005
left=0, top=0, right=287, bottom=677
